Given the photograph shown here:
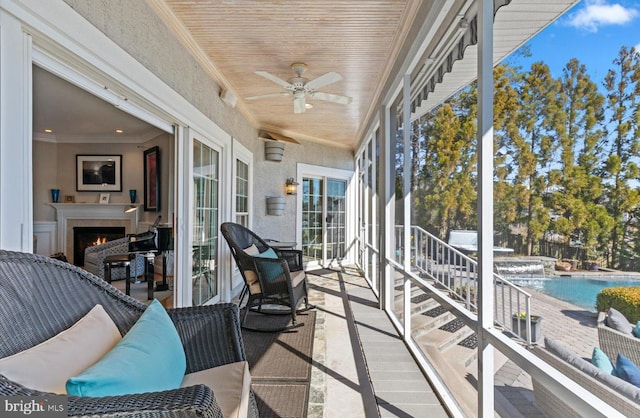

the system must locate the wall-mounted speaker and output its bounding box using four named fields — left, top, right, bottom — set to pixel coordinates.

left=220, top=88, right=237, bottom=108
